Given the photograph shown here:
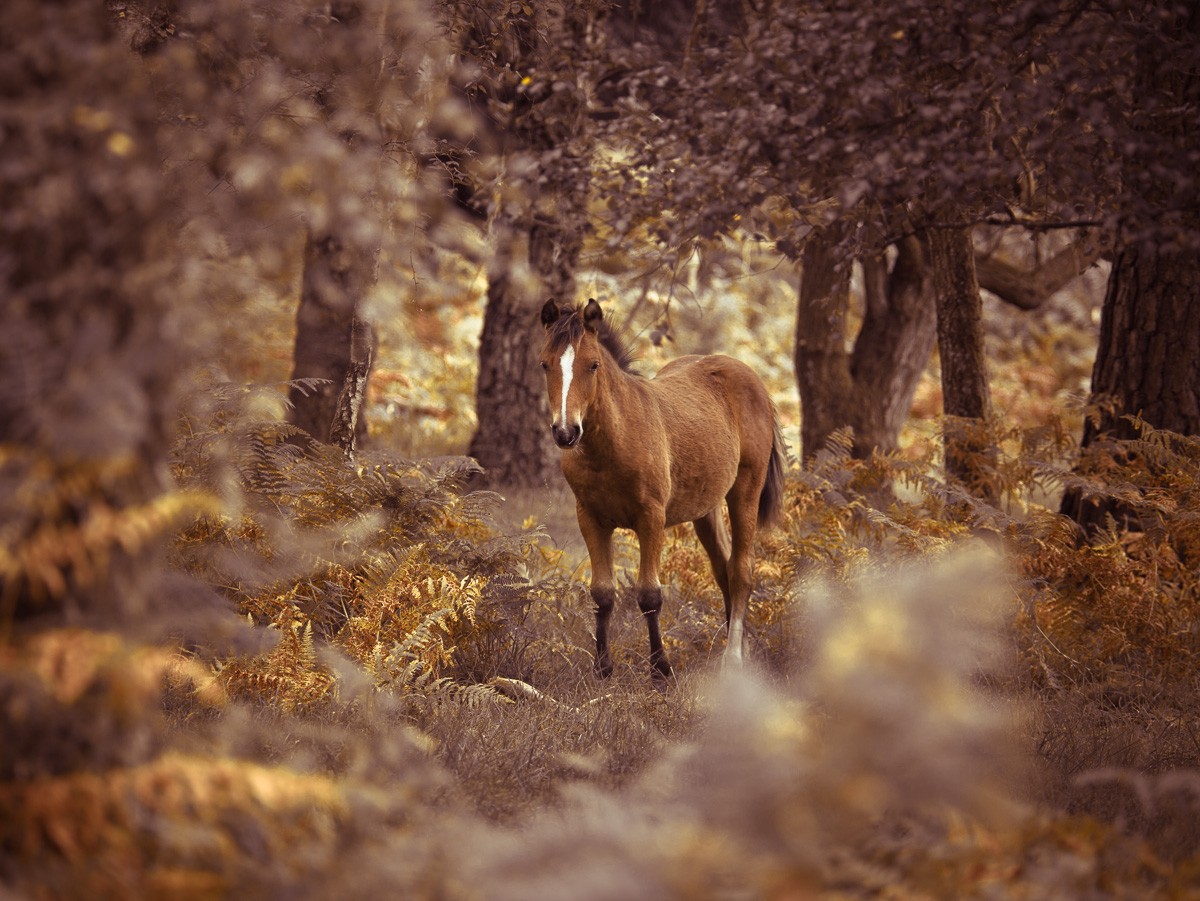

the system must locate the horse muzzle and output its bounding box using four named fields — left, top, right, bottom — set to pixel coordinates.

left=552, top=422, right=582, bottom=449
